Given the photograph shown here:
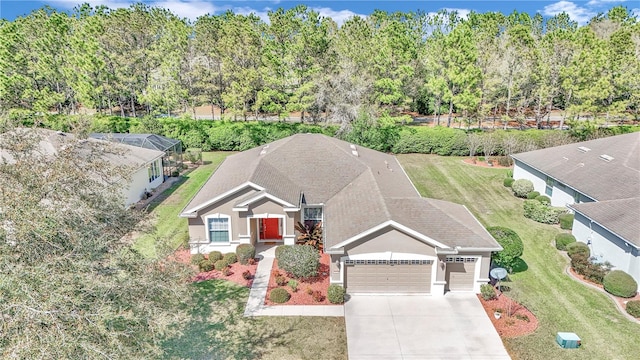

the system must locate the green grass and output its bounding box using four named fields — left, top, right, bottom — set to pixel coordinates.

left=133, top=152, right=229, bottom=258
left=162, top=280, right=347, bottom=360
left=398, top=154, right=640, bottom=360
